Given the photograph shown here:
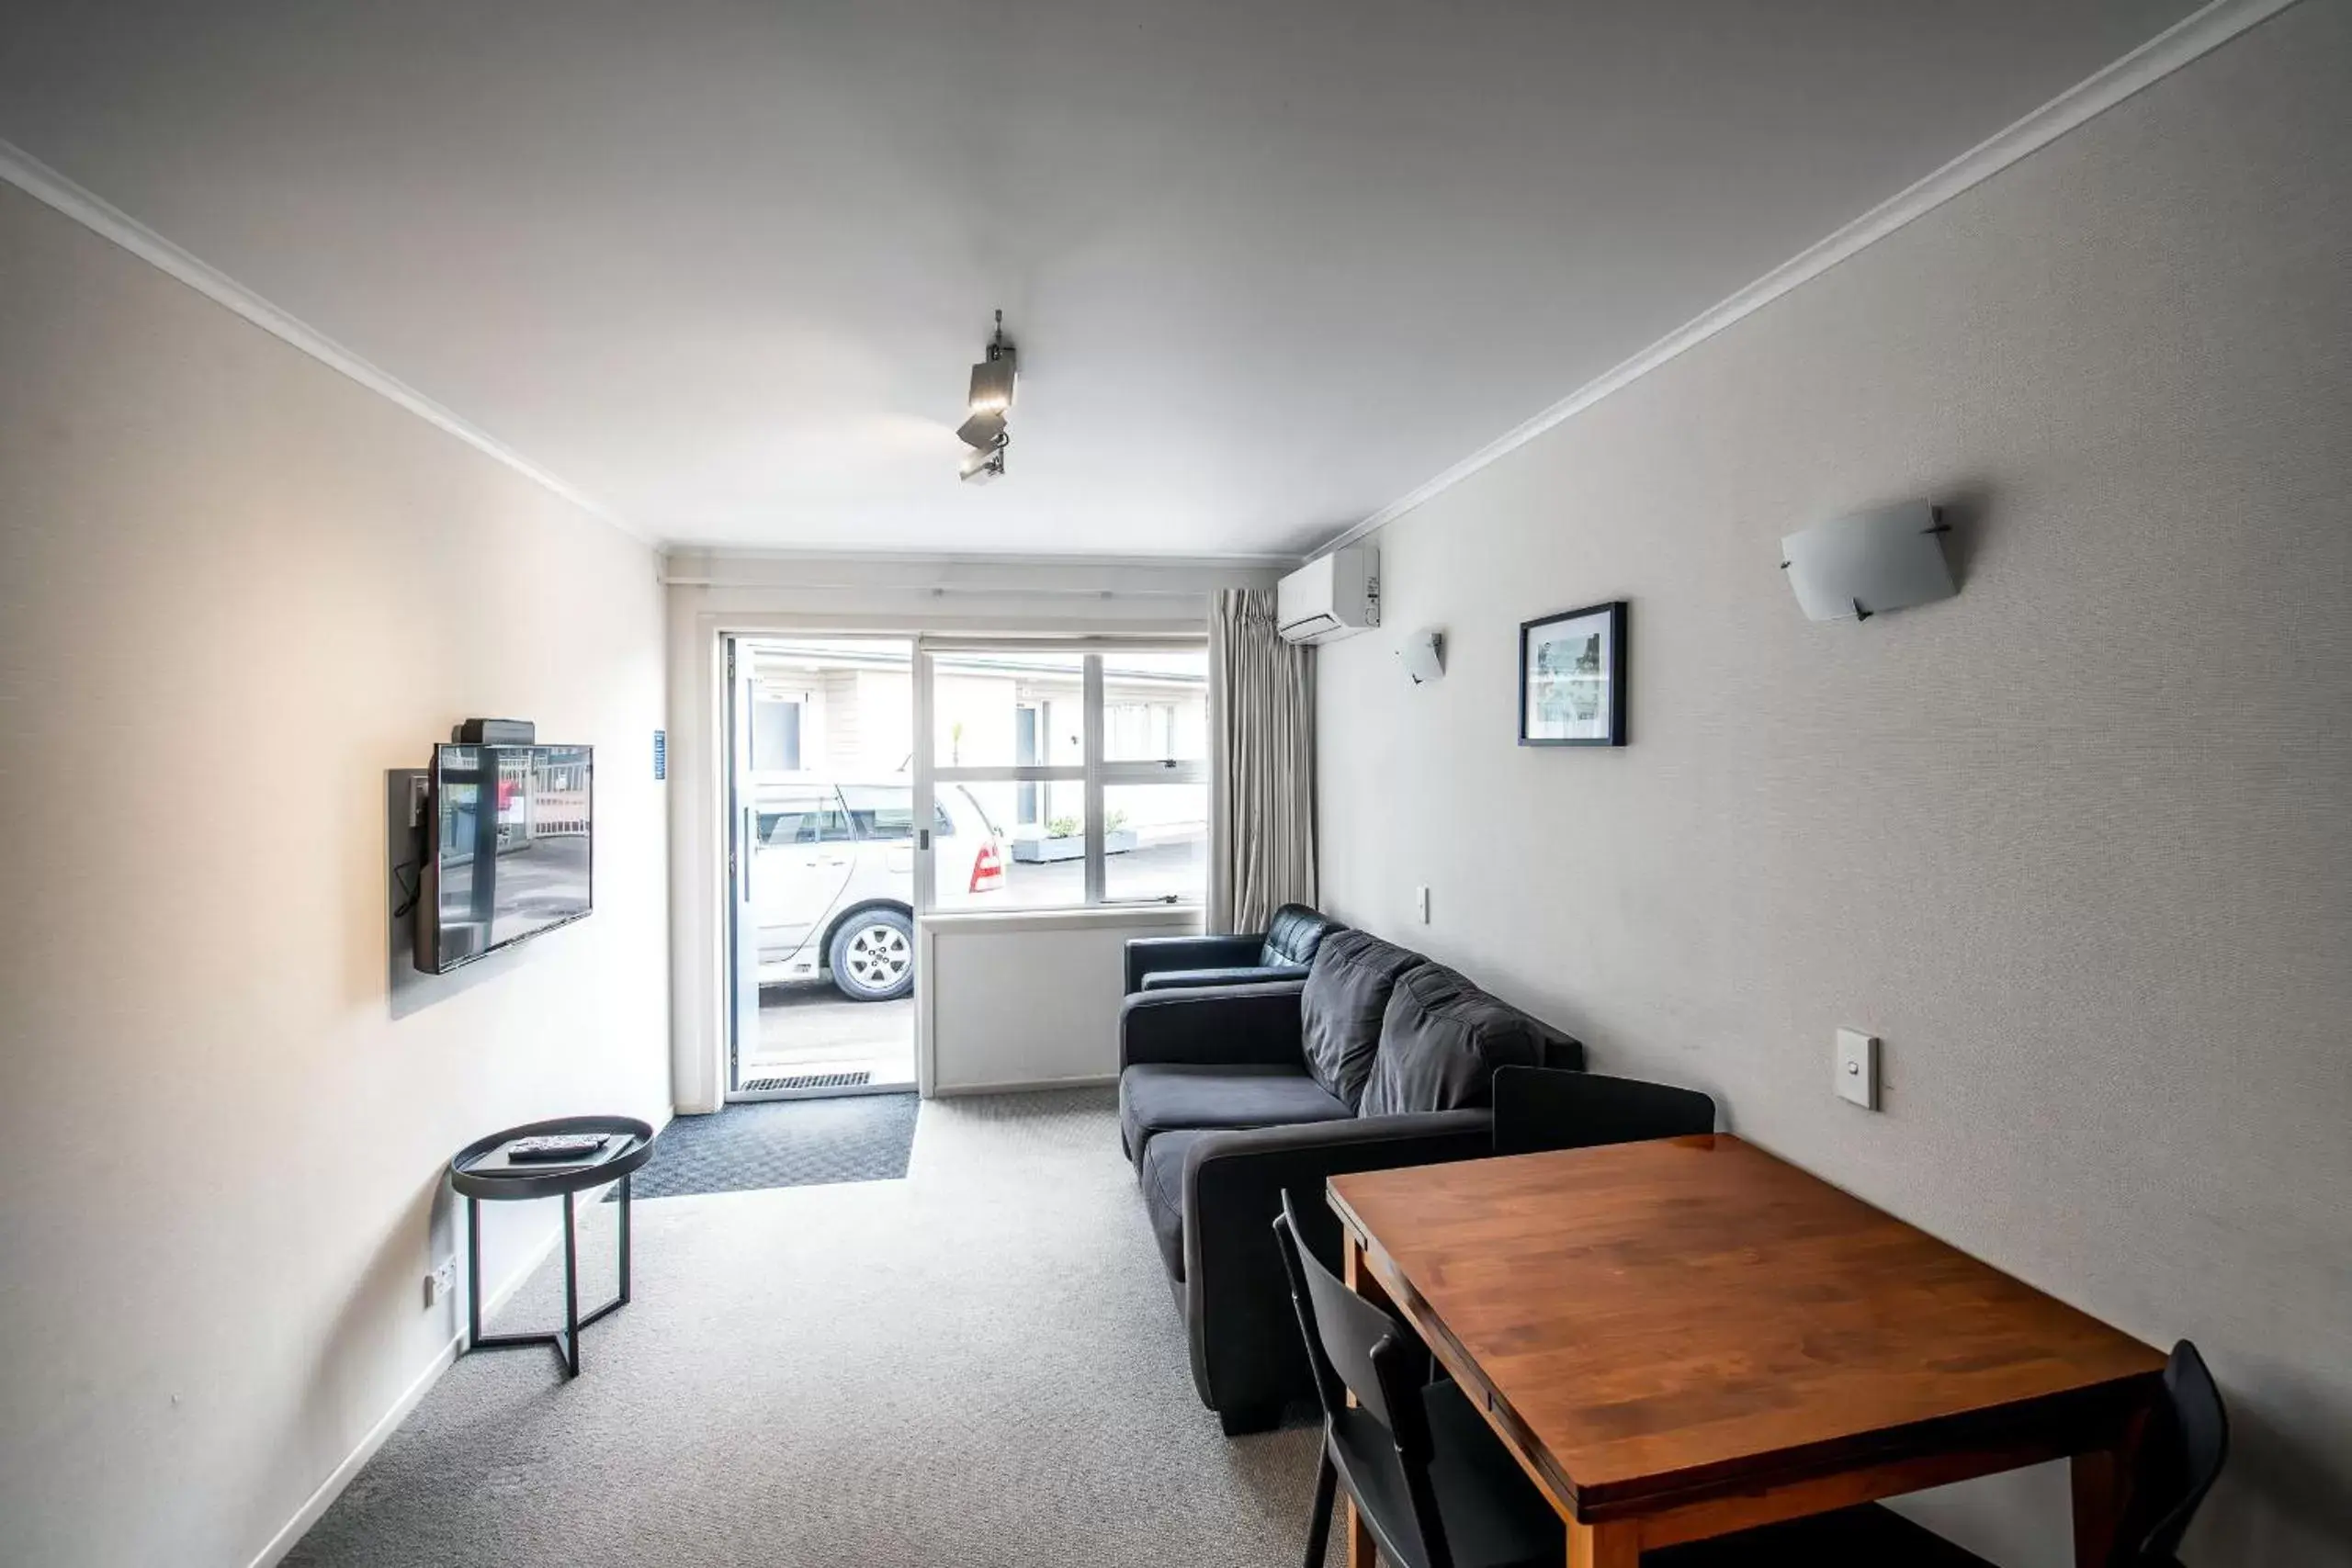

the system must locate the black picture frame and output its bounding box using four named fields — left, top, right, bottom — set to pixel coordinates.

left=1518, top=600, right=1627, bottom=747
